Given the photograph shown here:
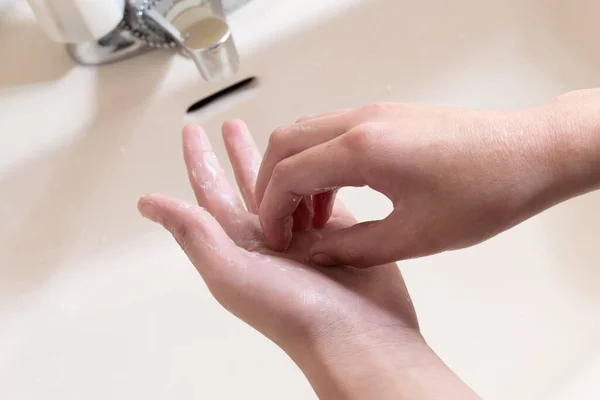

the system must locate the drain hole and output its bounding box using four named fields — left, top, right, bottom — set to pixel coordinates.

left=186, top=77, right=257, bottom=113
